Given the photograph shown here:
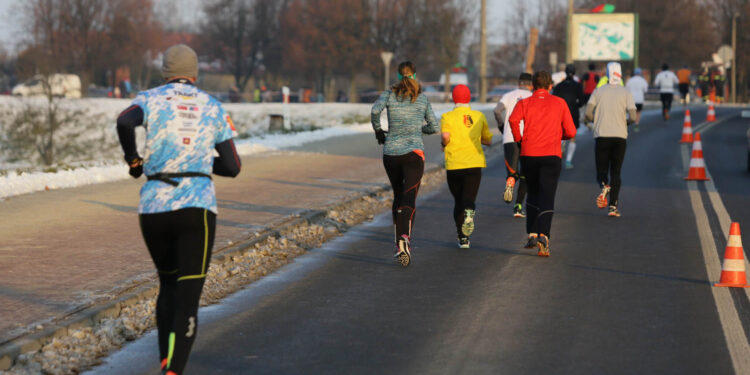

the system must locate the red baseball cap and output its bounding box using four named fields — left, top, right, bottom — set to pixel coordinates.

left=452, top=84, right=471, bottom=104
